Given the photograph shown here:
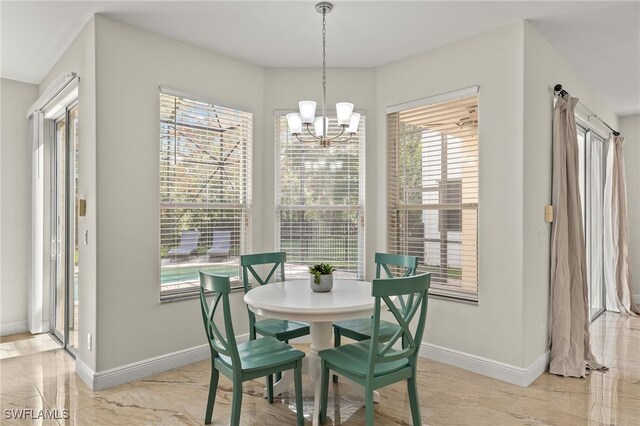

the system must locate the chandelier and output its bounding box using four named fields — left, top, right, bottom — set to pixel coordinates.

left=286, top=2, right=360, bottom=147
